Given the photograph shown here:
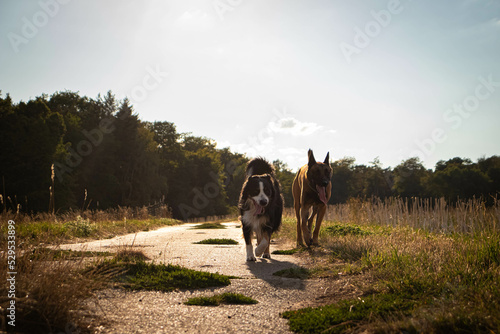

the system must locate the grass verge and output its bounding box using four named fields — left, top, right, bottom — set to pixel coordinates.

left=30, top=247, right=112, bottom=260
left=0, top=216, right=216, bottom=333
left=194, top=238, right=239, bottom=245
left=3, top=217, right=183, bottom=245
left=185, top=292, right=258, bottom=306
left=277, top=218, right=500, bottom=333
